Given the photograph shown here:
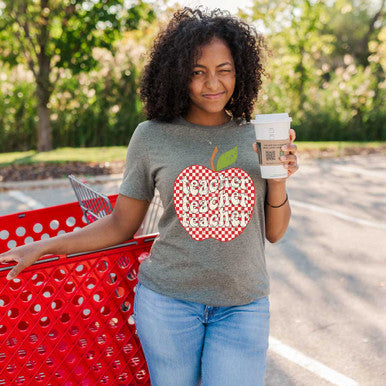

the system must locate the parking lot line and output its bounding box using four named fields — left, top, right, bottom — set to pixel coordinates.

left=269, top=336, right=358, bottom=386
left=291, top=199, right=386, bottom=230
left=8, top=190, right=44, bottom=210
